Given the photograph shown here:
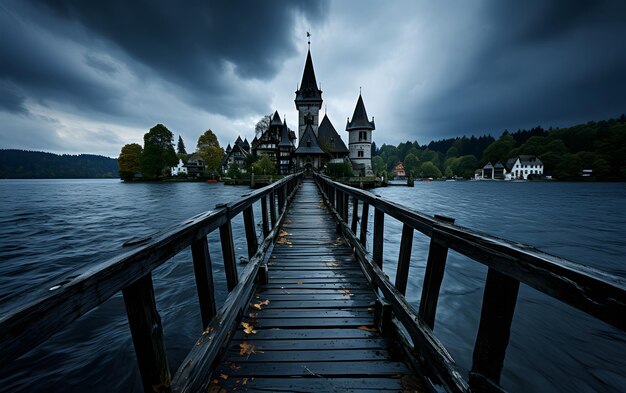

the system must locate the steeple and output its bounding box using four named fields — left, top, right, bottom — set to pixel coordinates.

left=295, top=49, right=323, bottom=108
left=346, top=93, right=375, bottom=131
left=270, top=110, right=282, bottom=126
